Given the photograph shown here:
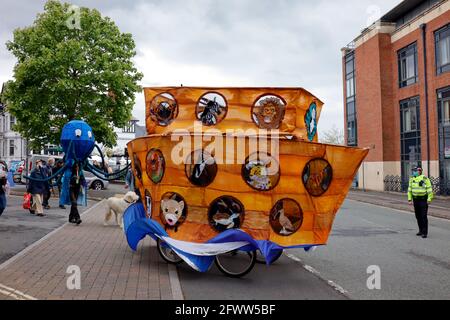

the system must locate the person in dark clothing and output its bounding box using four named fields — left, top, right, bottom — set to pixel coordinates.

left=42, top=159, right=55, bottom=209
left=69, top=163, right=85, bottom=225
left=54, top=160, right=65, bottom=209
left=27, top=160, right=47, bottom=217
left=0, top=171, right=7, bottom=217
